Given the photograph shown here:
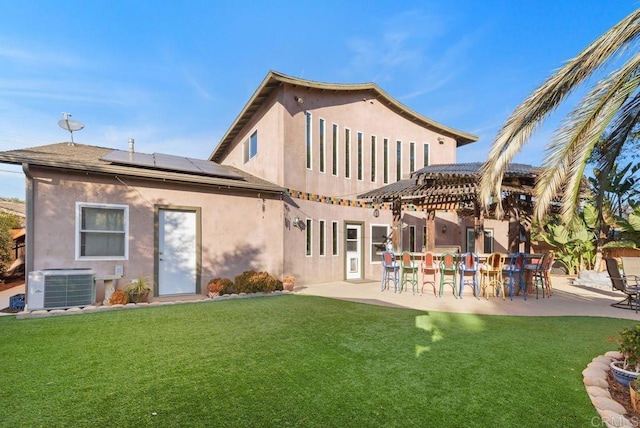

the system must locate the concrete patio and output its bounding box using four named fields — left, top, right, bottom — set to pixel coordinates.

left=296, top=275, right=640, bottom=320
